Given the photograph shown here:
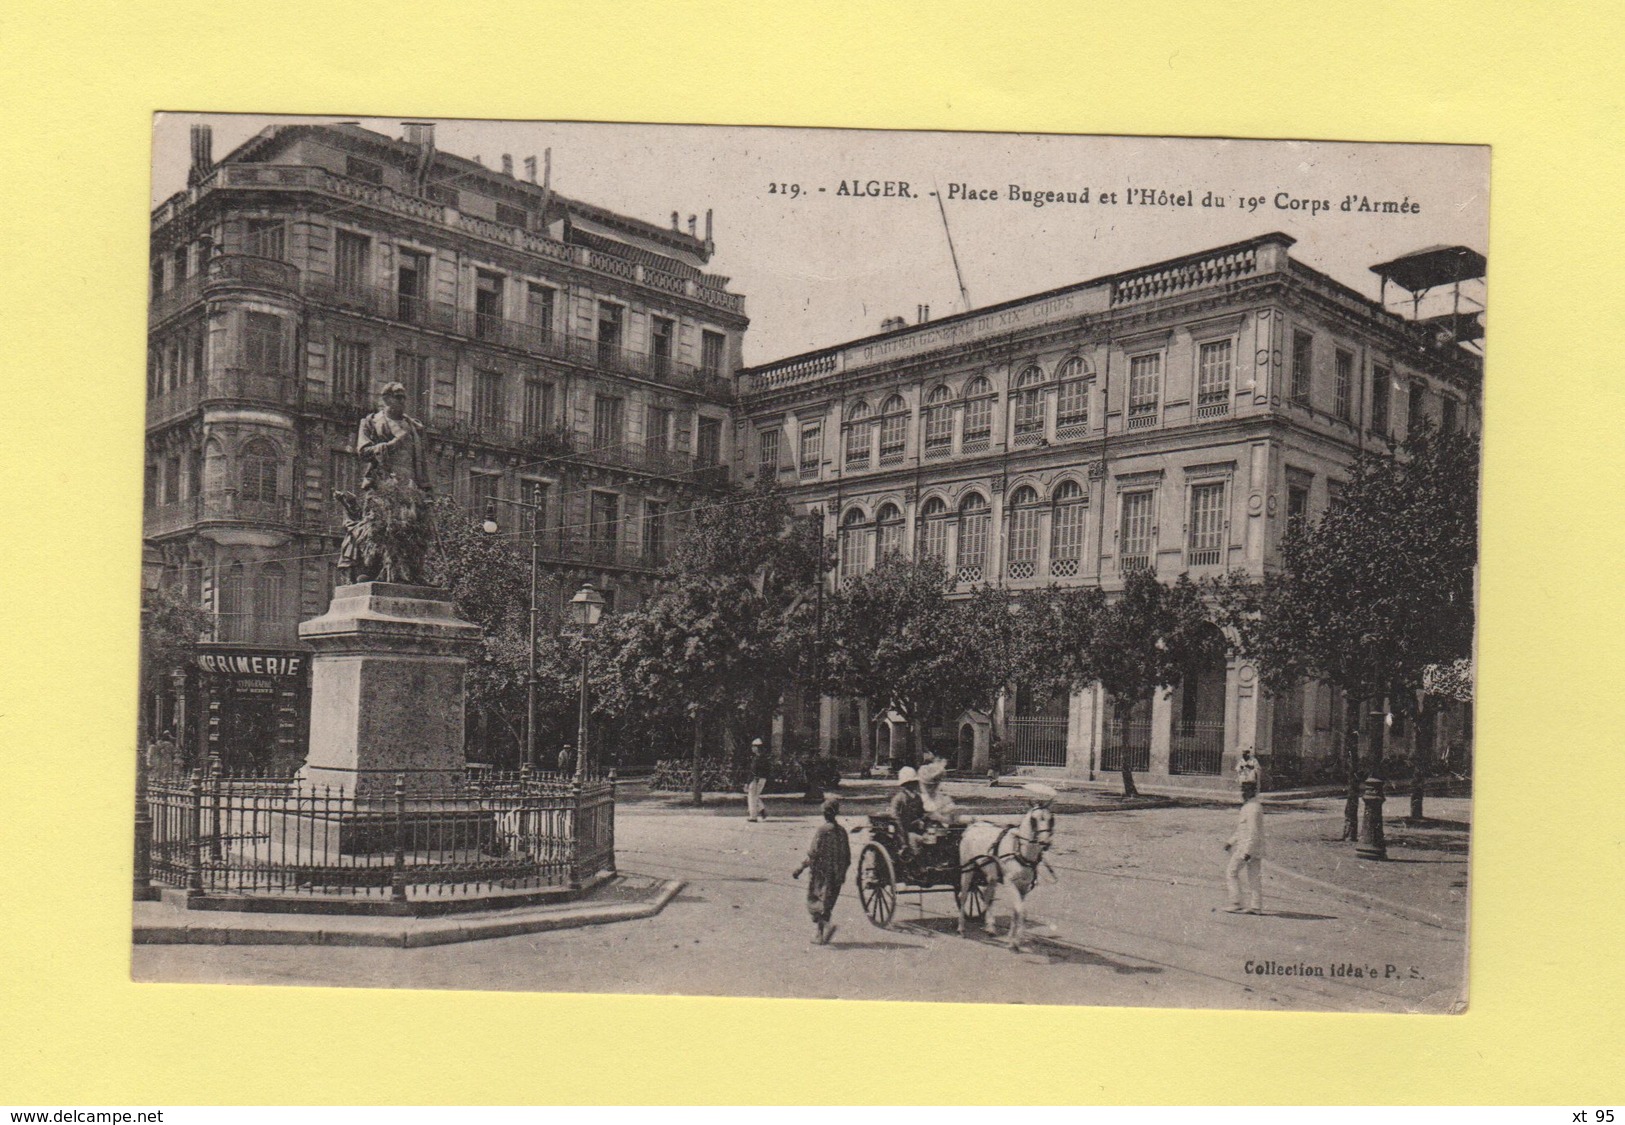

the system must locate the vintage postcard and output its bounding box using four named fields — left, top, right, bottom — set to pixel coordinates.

left=132, top=114, right=1483, bottom=1013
